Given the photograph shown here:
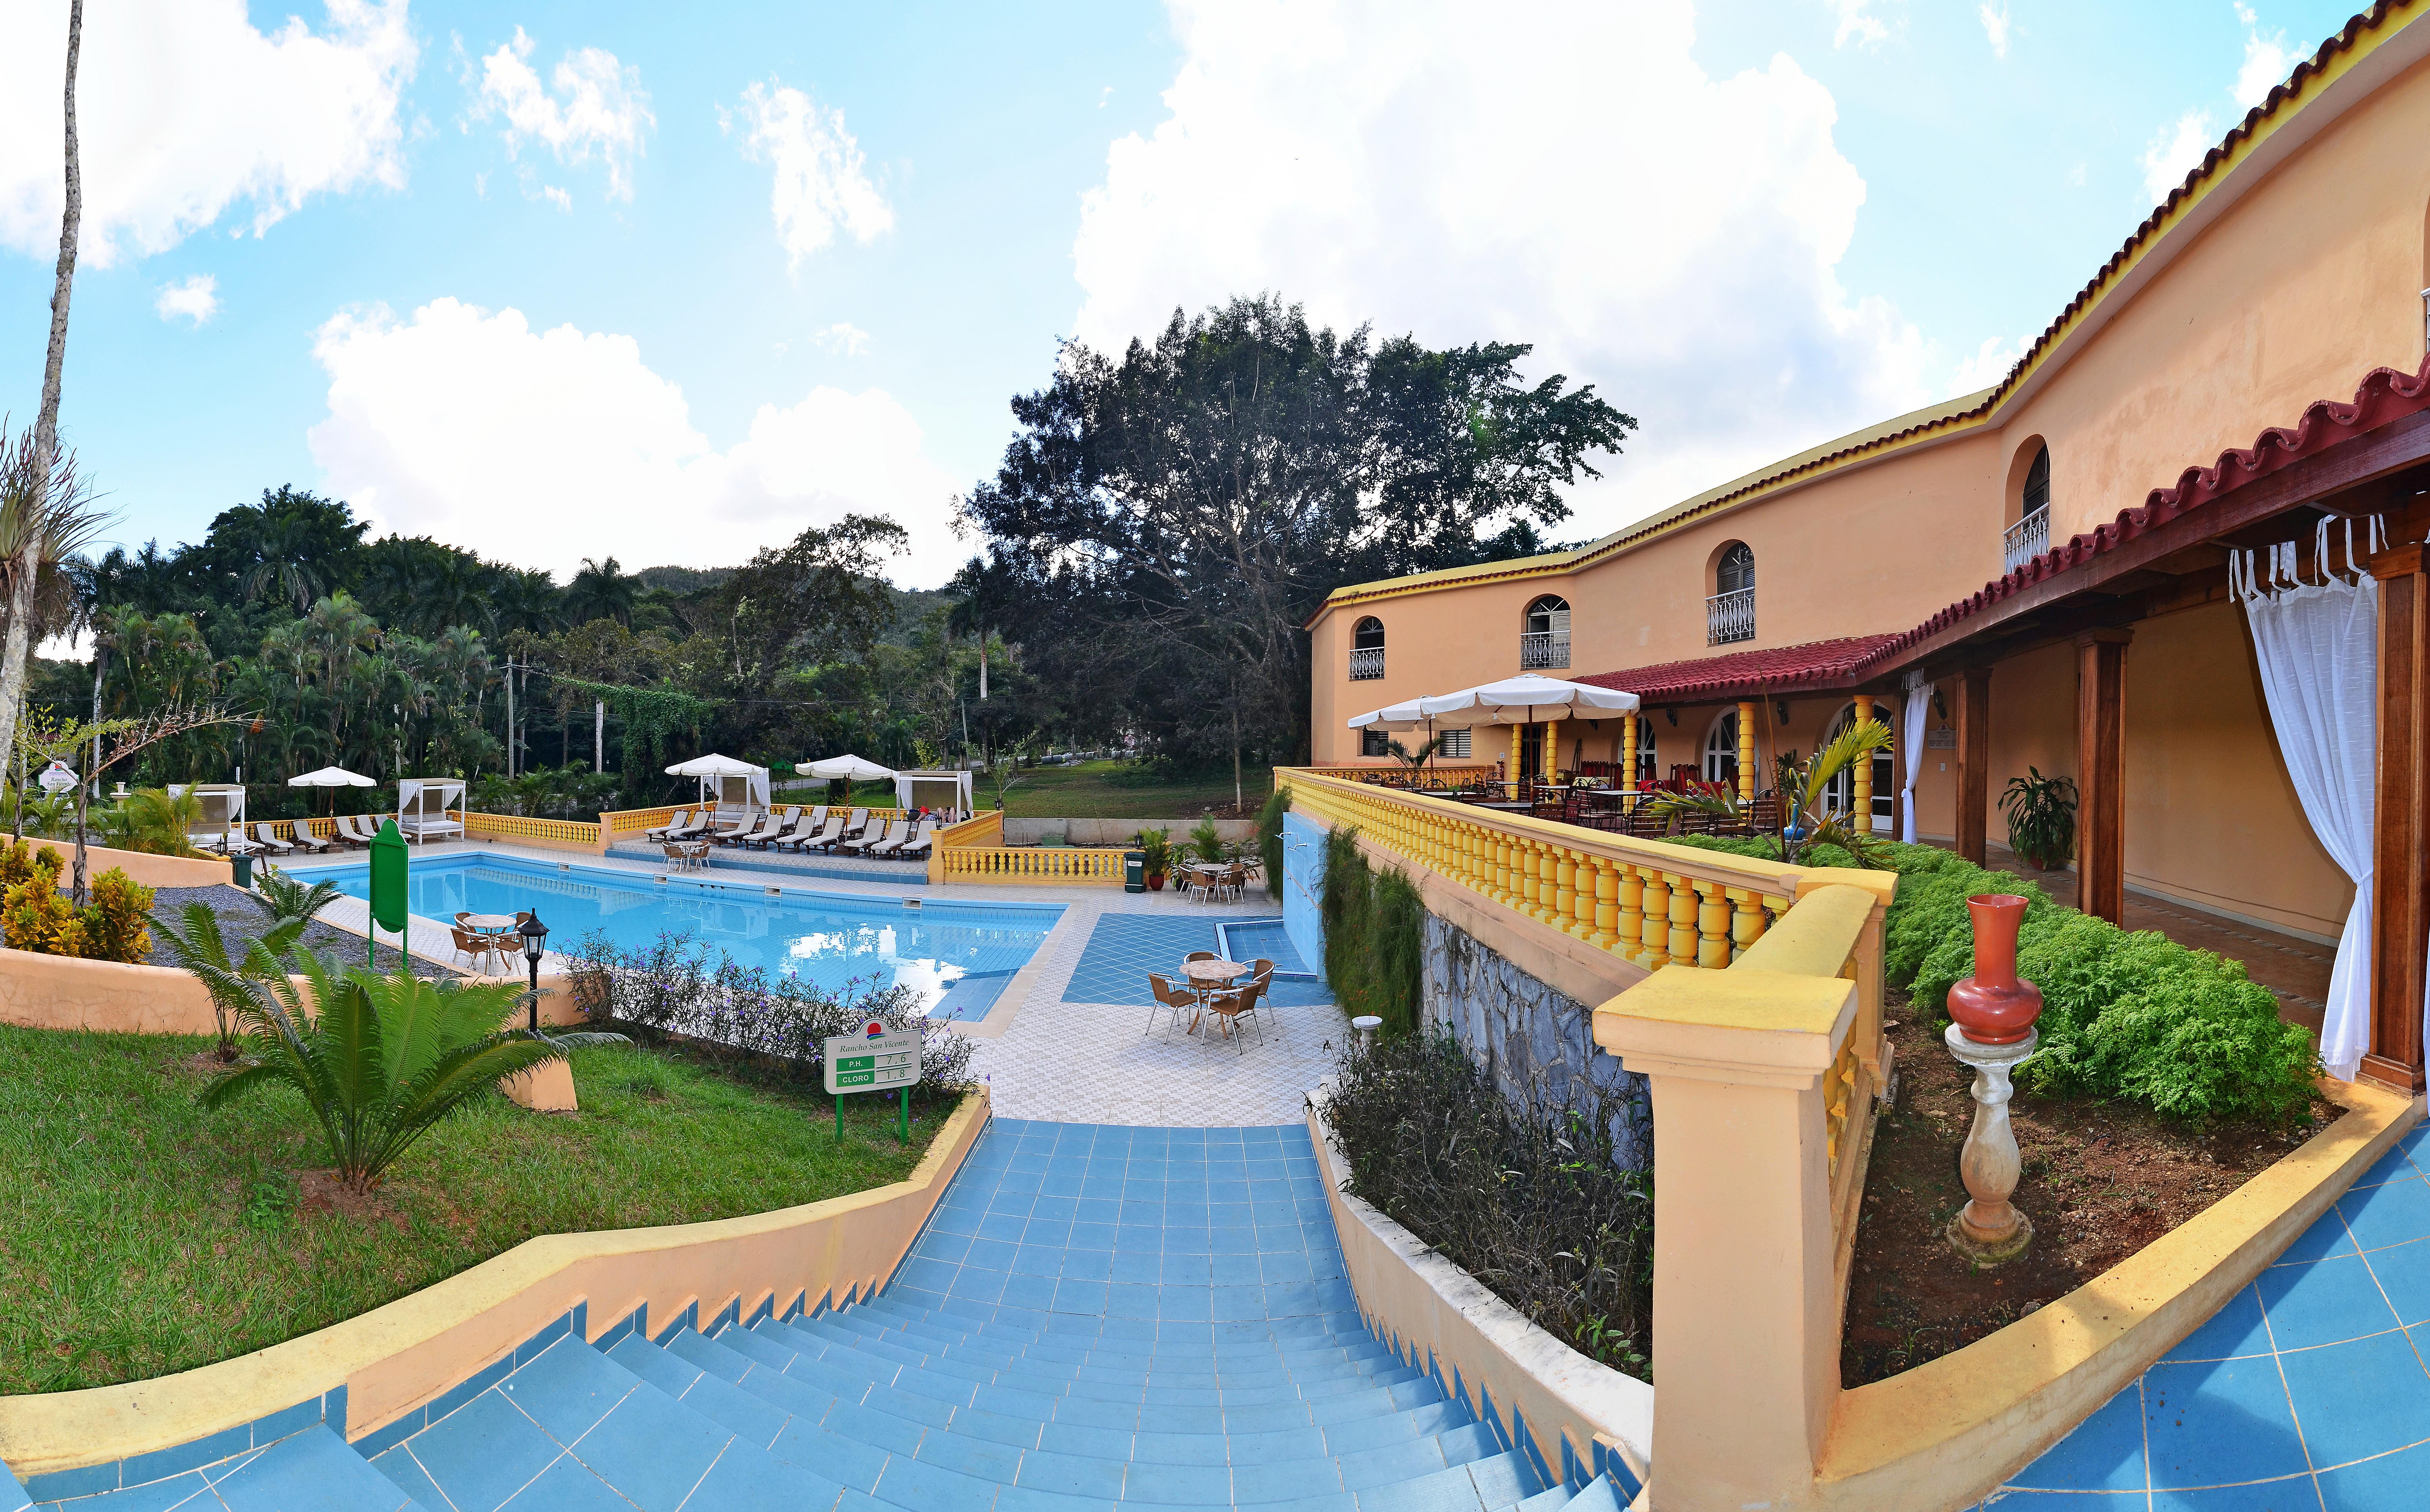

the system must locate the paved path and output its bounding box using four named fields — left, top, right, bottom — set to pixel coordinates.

left=1978, top=1118, right=2430, bottom=1508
